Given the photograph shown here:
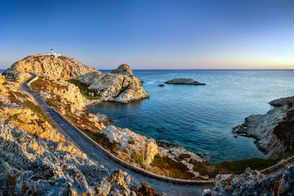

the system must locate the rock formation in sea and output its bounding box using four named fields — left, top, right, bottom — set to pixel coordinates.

left=203, top=163, right=294, bottom=196
left=232, top=96, right=294, bottom=159
left=165, top=78, right=206, bottom=85
left=78, top=64, right=149, bottom=103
